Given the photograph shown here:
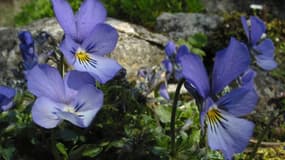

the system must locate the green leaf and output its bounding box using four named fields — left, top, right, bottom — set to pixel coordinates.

left=56, top=143, right=68, bottom=160
left=99, top=141, right=110, bottom=147
left=109, top=140, right=125, bottom=148
left=191, top=48, right=206, bottom=57
left=177, top=39, right=191, bottom=48
left=154, top=105, right=171, bottom=123
left=188, top=33, right=208, bottom=48
left=0, top=146, right=15, bottom=160
left=82, top=146, right=103, bottom=158
left=105, top=140, right=125, bottom=151
left=70, top=144, right=102, bottom=159
left=189, top=130, right=201, bottom=144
